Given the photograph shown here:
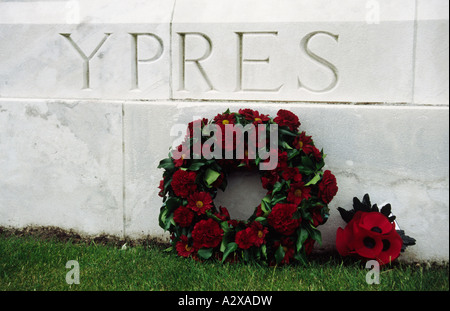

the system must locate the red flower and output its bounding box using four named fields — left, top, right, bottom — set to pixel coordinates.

left=281, top=167, right=302, bottom=183
left=250, top=222, right=268, bottom=247
left=293, top=132, right=314, bottom=155
left=176, top=235, right=195, bottom=257
left=187, top=192, right=213, bottom=215
left=158, top=179, right=165, bottom=197
left=235, top=222, right=269, bottom=249
left=192, top=219, right=223, bottom=249
left=312, top=146, right=322, bottom=161
left=274, top=237, right=295, bottom=264
left=172, top=143, right=190, bottom=167
left=171, top=170, right=197, bottom=198
left=173, top=206, right=195, bottom=227
left=214, top=206, right=230, bottom=221
left=213, top=113, right=236, bottom=125
left=303, top=238, right=315, bottom=255
left=261, top=170, right=279, bottom=191
left=318, top=170, right=338, bottom=204
left=273, top=109, right=300, bottom=132
left=267, top=203, right=301, bottom=235
left=235, top=228, right=254, bottom=250
left=238, top=108, right=270, bottom=125
left=310, top=206, right=325, bottom=227
left=276, top=151, right=289, bottom=170
left=287, top=182, right=311, bottom=206
left=186, top=118, right=208, bottom=138
left=255, top=204, right=264, bottom=217
left=336, top=211, right=403, bottom=265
